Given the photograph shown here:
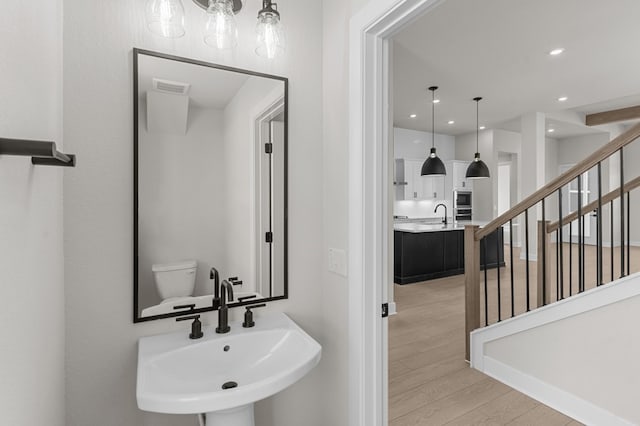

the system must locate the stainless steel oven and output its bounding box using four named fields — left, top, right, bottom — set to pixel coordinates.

left=454, top=190, right=472, bottom=221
